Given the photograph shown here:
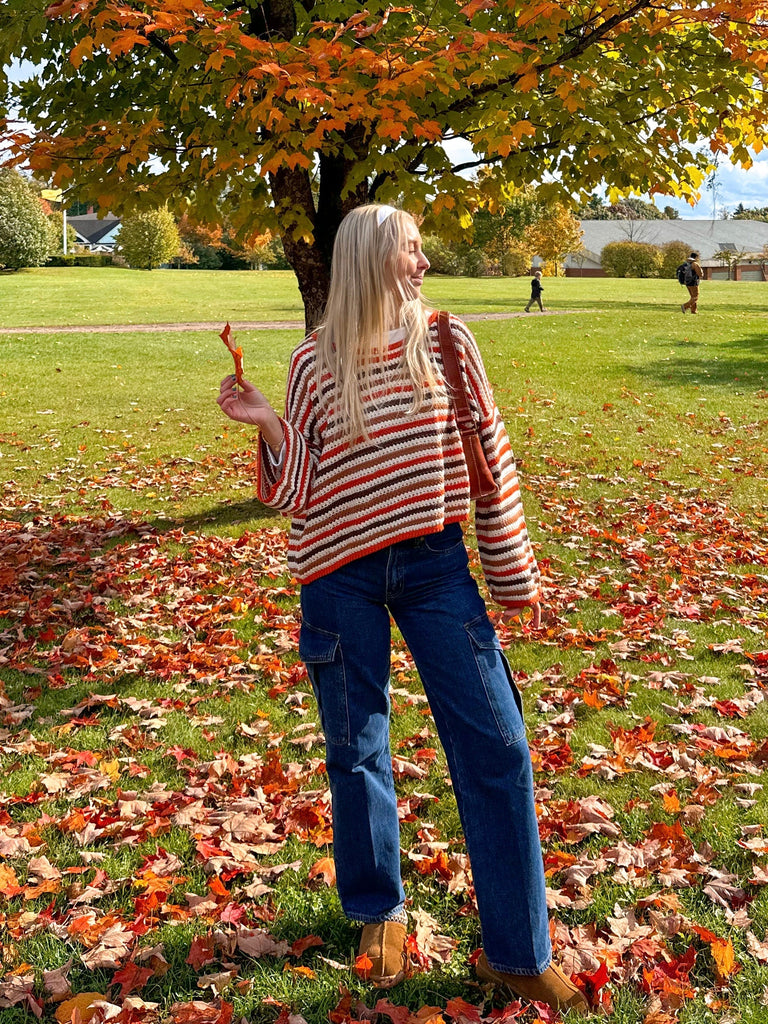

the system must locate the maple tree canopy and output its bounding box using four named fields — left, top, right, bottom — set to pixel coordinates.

left=2, top=0, right=768, bottom=325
